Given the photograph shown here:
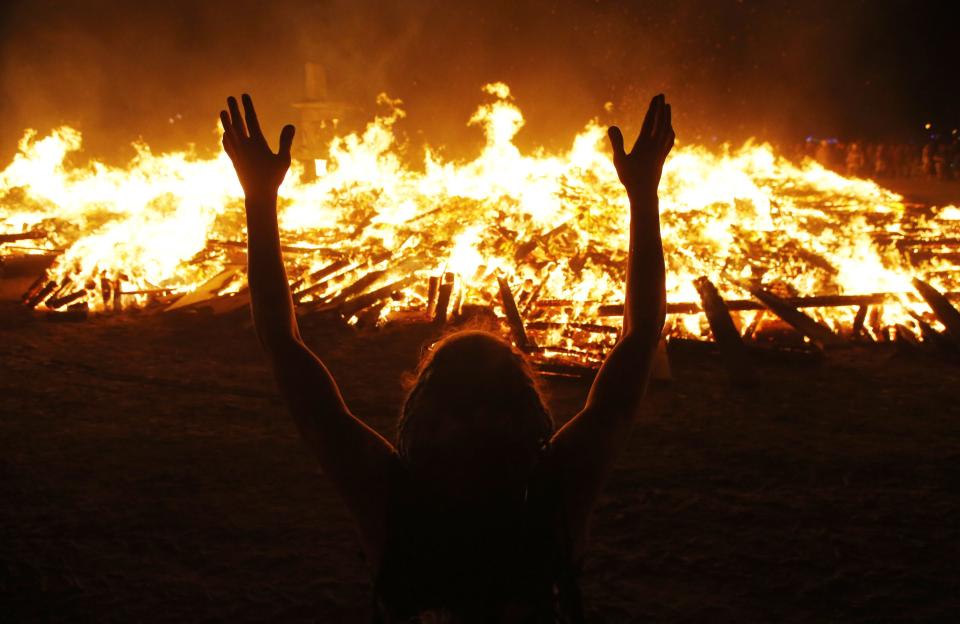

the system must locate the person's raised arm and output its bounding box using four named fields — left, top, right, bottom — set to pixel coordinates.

left=548, top=94, right=674, bottom=546
left=220, top=95, right=397, bottom=553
